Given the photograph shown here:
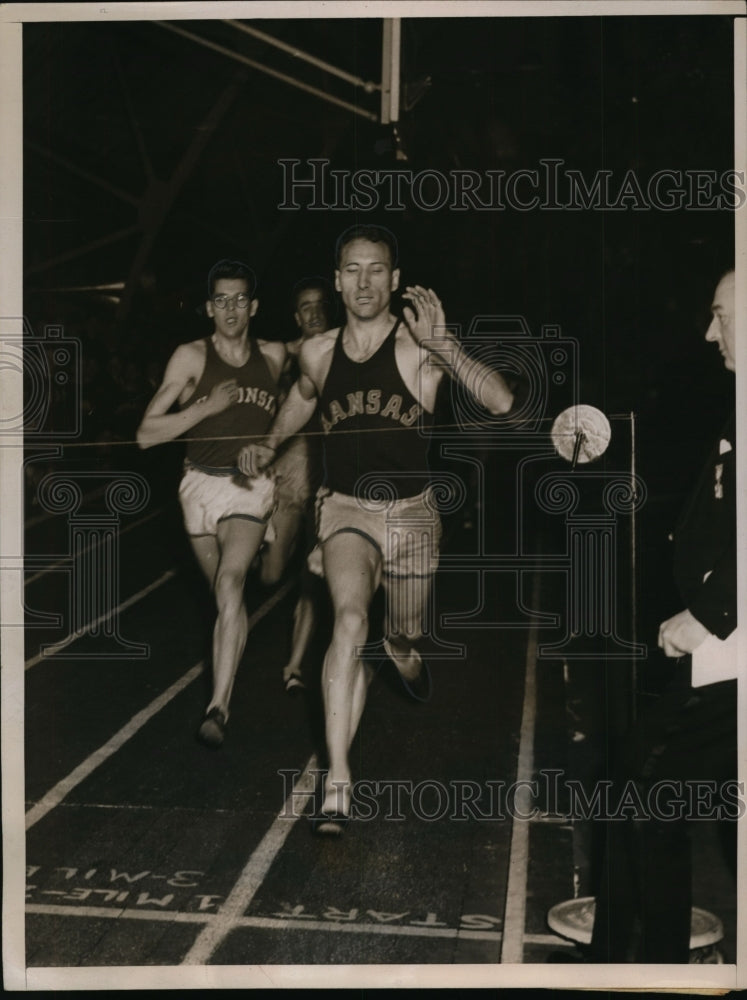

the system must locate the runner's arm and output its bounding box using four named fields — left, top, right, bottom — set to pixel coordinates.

left=432, top=338, right=514, bottom=416
left=237, top=344, right=321, bottom=475
left=264, top=373, right=319, bottom=451
left=136, top=345, right=238, bottom=449
left=258, top=338, right=288, bottom=382
left=403, top=285, right=514, bottom=416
